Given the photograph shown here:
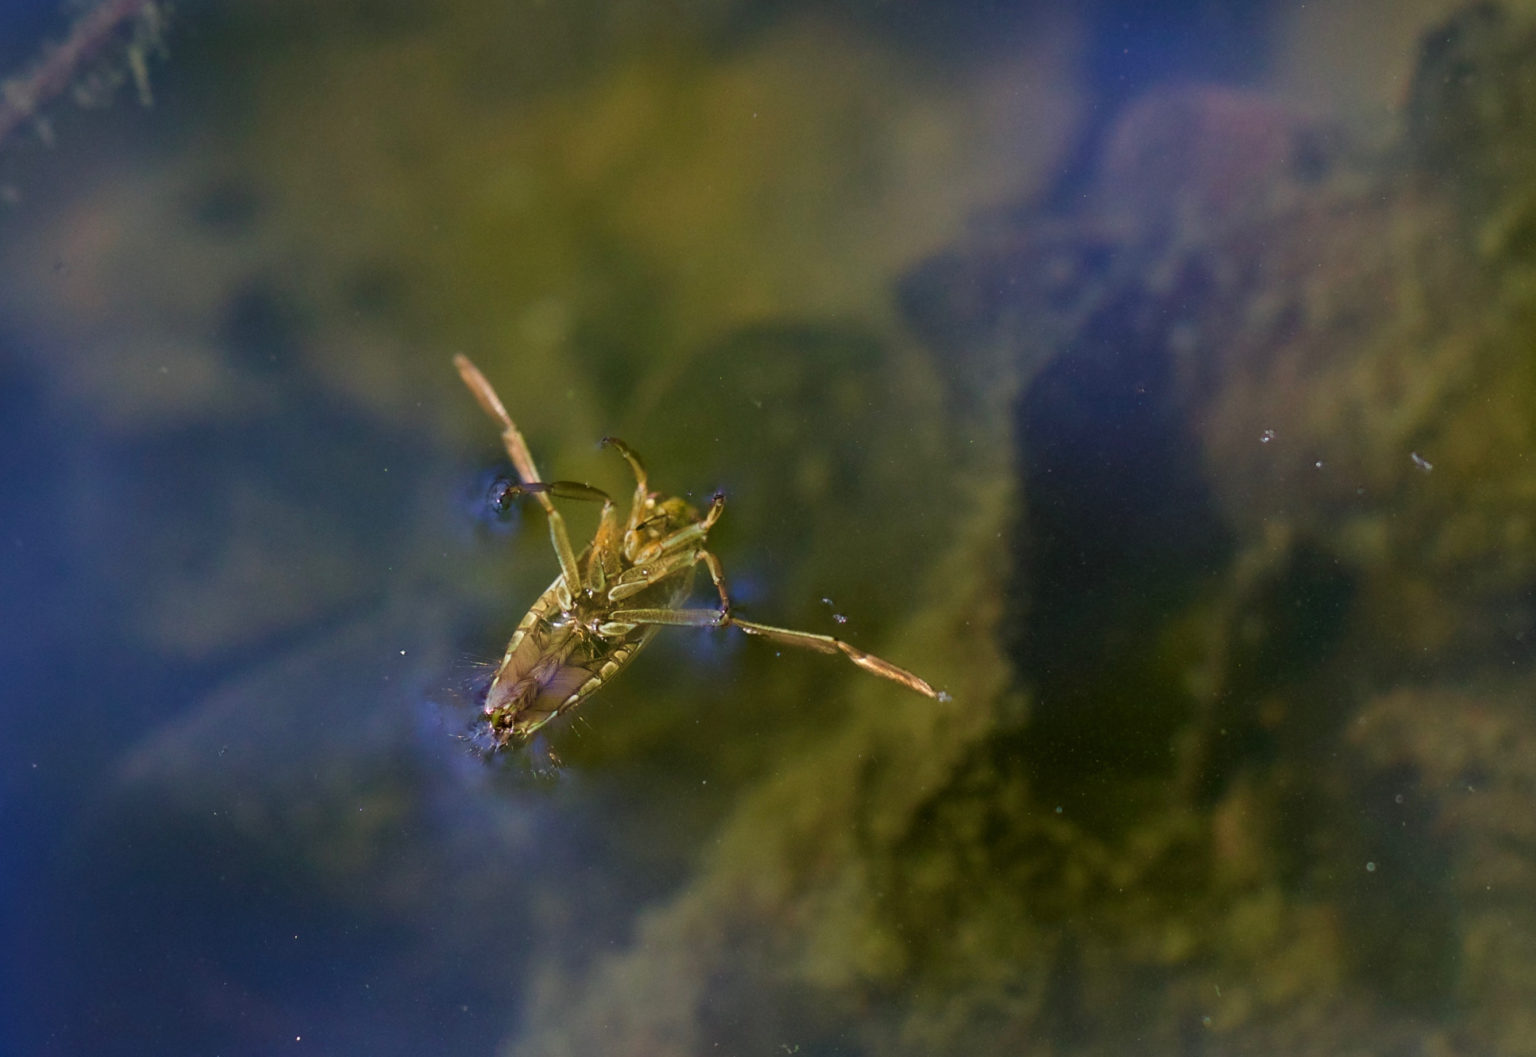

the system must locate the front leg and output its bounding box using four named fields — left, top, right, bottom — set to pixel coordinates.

left=492, top=479, right=623, bottom=595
